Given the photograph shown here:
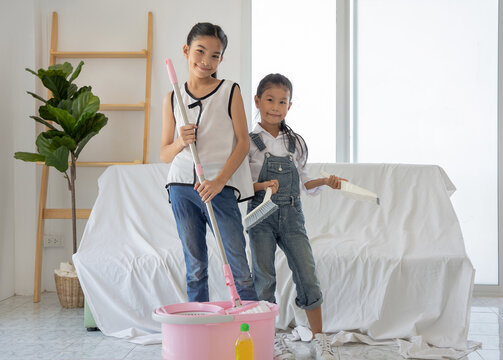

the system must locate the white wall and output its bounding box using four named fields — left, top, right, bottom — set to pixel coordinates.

left=4, top=0, right=249, bottom=295
left=0, top=0, right=38, bottom=299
